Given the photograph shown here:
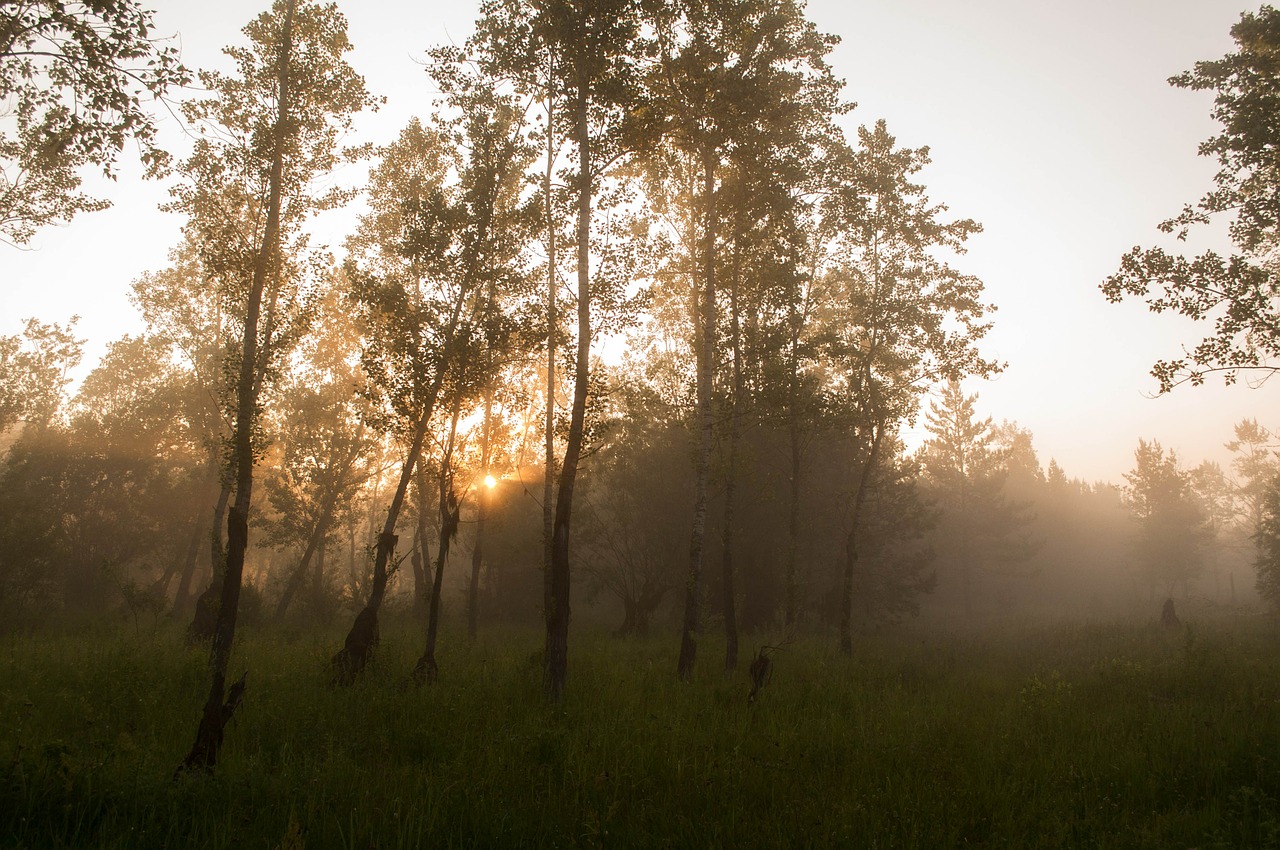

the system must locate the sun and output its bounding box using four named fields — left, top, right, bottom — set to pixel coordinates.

left=484, top=474, right=497, bottom=489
